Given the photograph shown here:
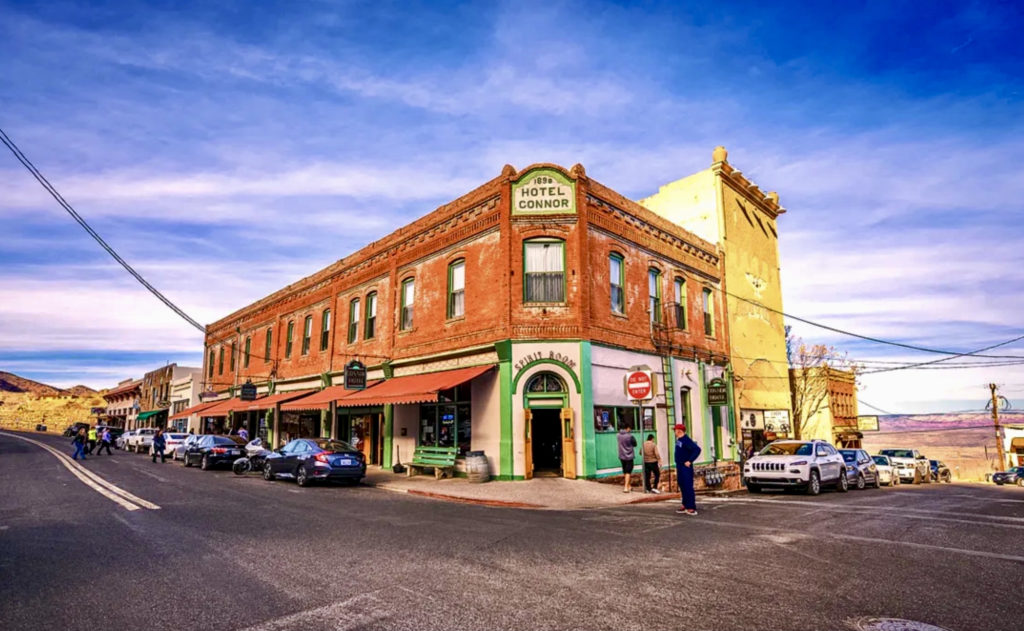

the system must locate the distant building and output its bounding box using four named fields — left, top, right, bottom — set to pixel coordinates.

left=136, top=364, right=201, bottom=429
left=167, top=370, right=204, bottom=433
left=103, top=378, right=141, bottom=429
left=789, top=367, right=860, bottom=447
